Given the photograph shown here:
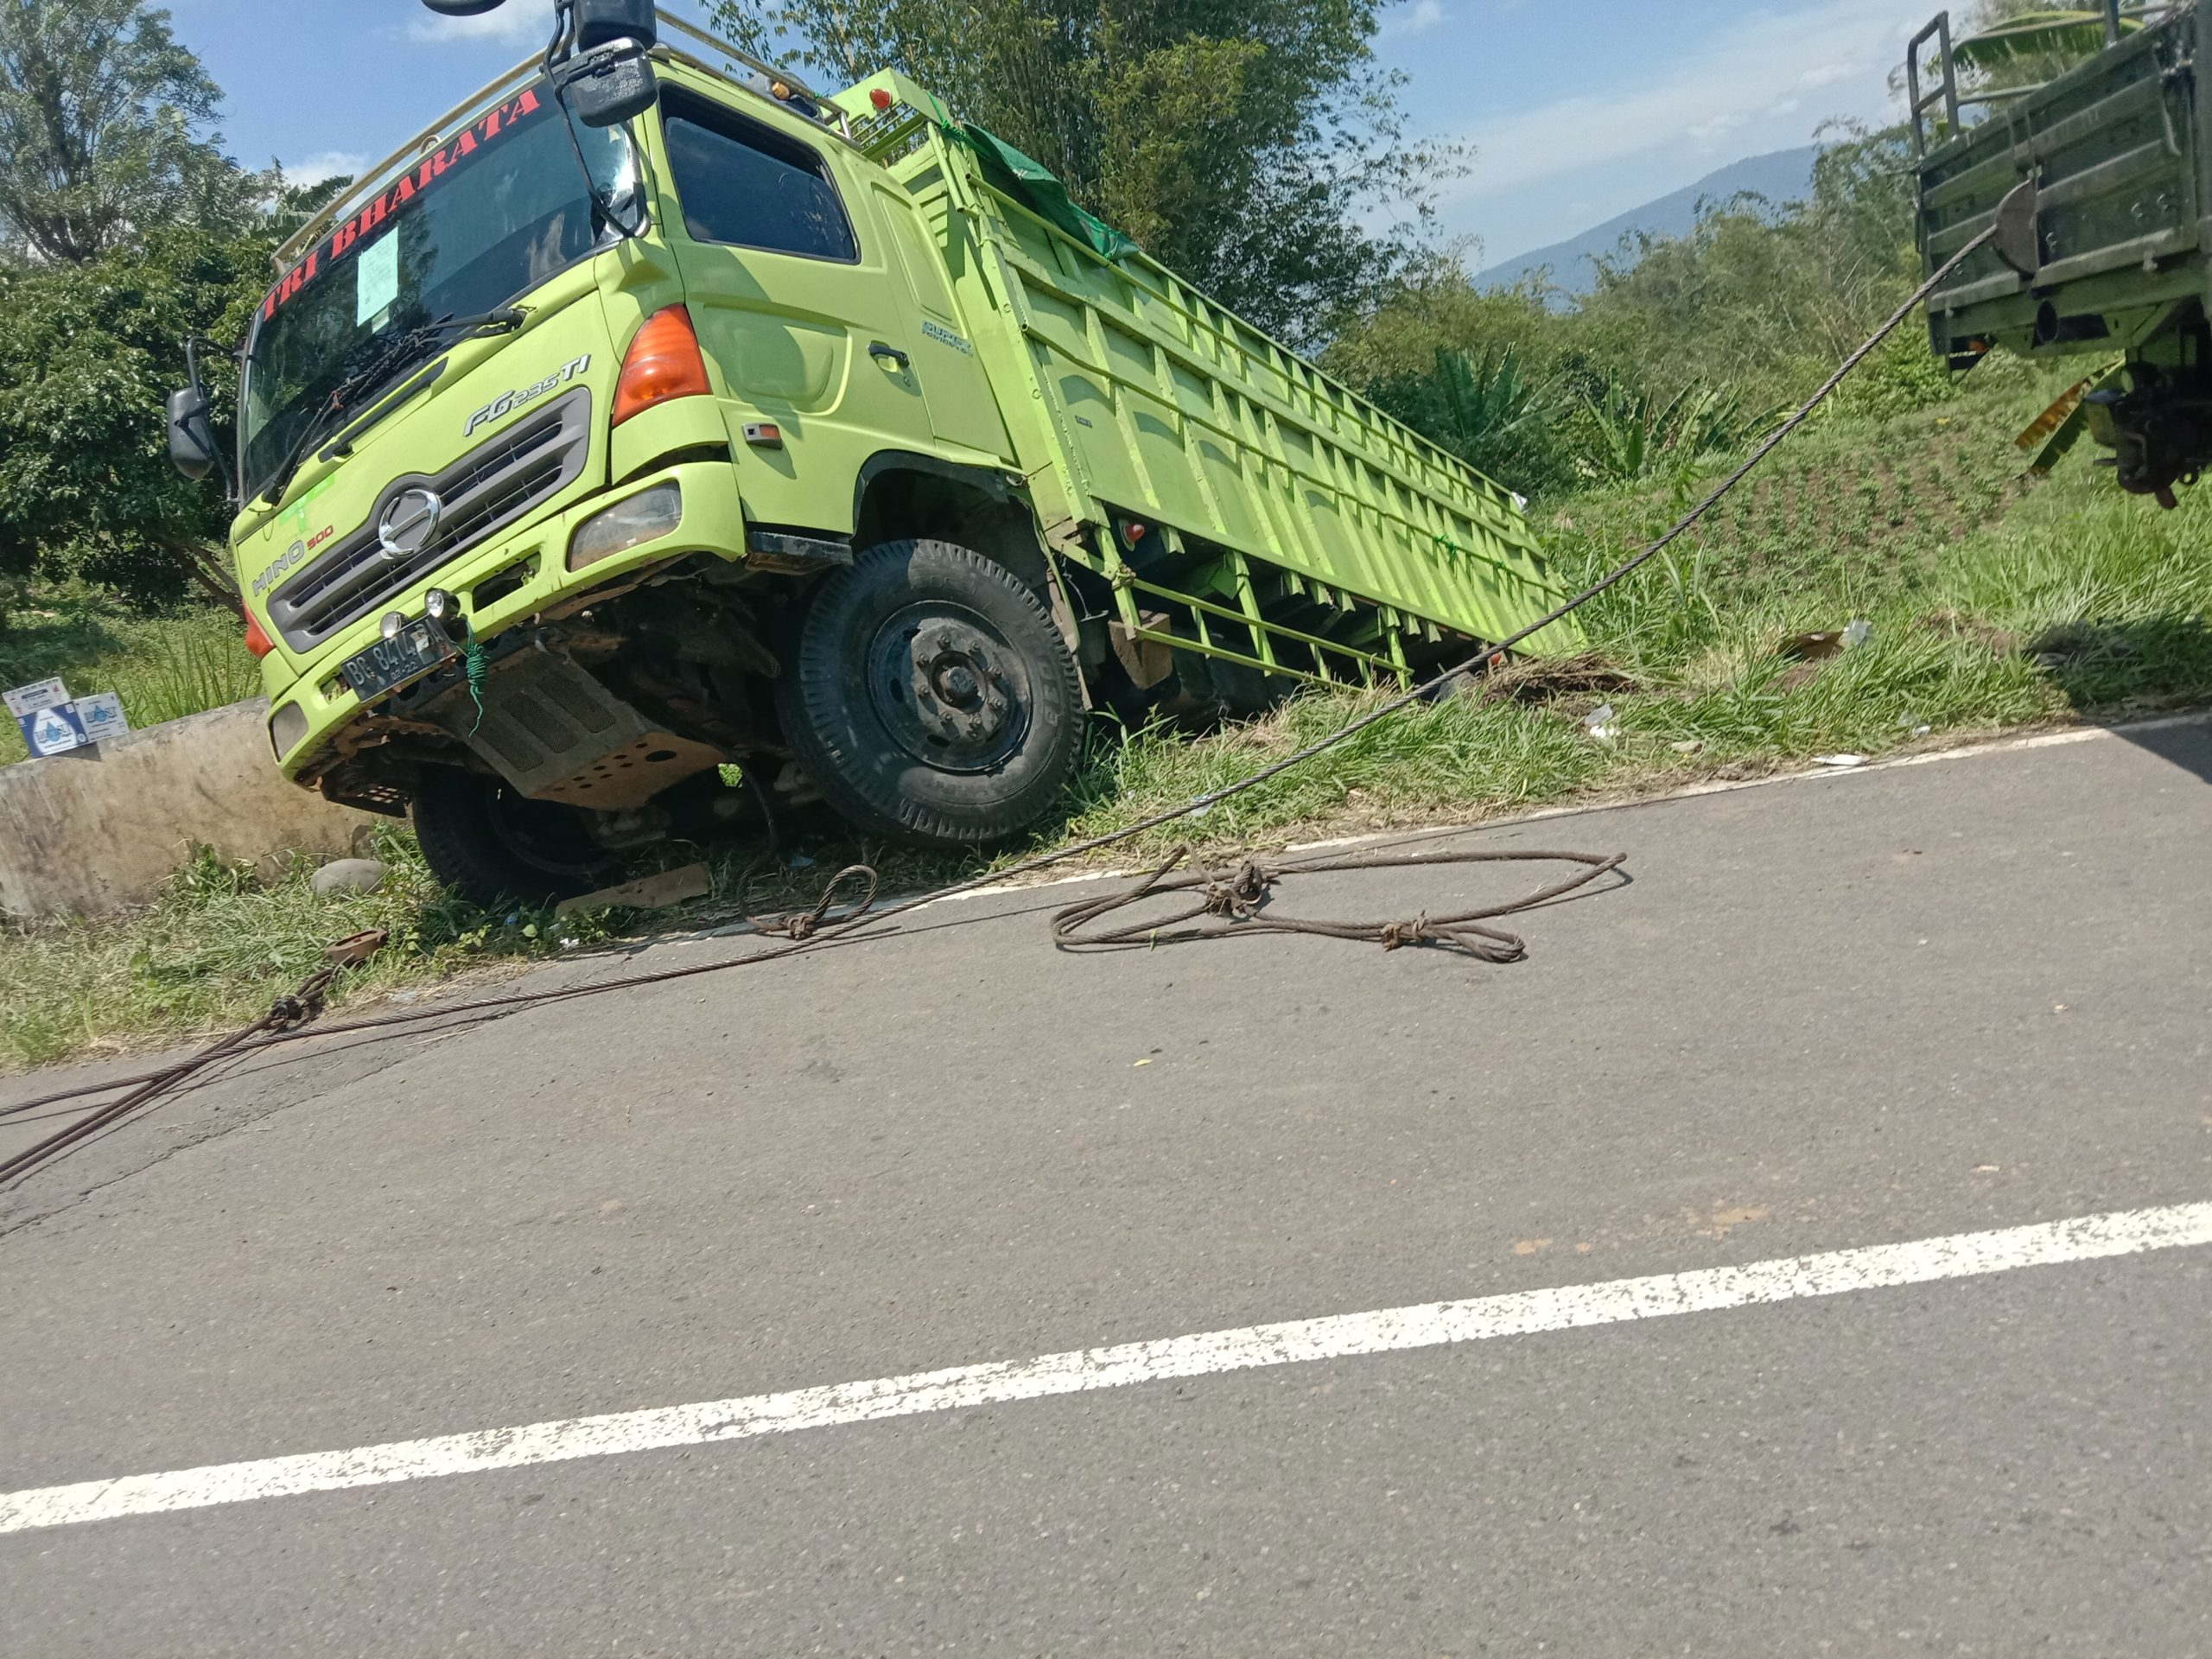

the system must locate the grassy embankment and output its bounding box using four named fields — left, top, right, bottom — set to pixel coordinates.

left=6, top=369, right=2212, bottom=1070
left=0, top=600, right=258, bottom=767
